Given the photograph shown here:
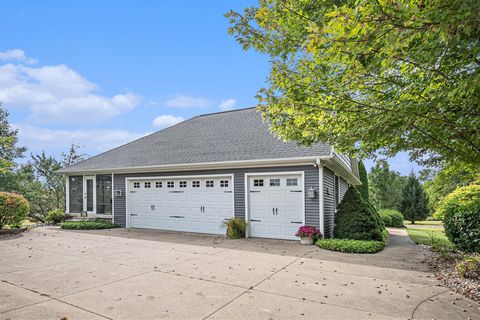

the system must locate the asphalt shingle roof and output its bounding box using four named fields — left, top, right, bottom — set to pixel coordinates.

left=59, top=107, right=332, bottom=173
